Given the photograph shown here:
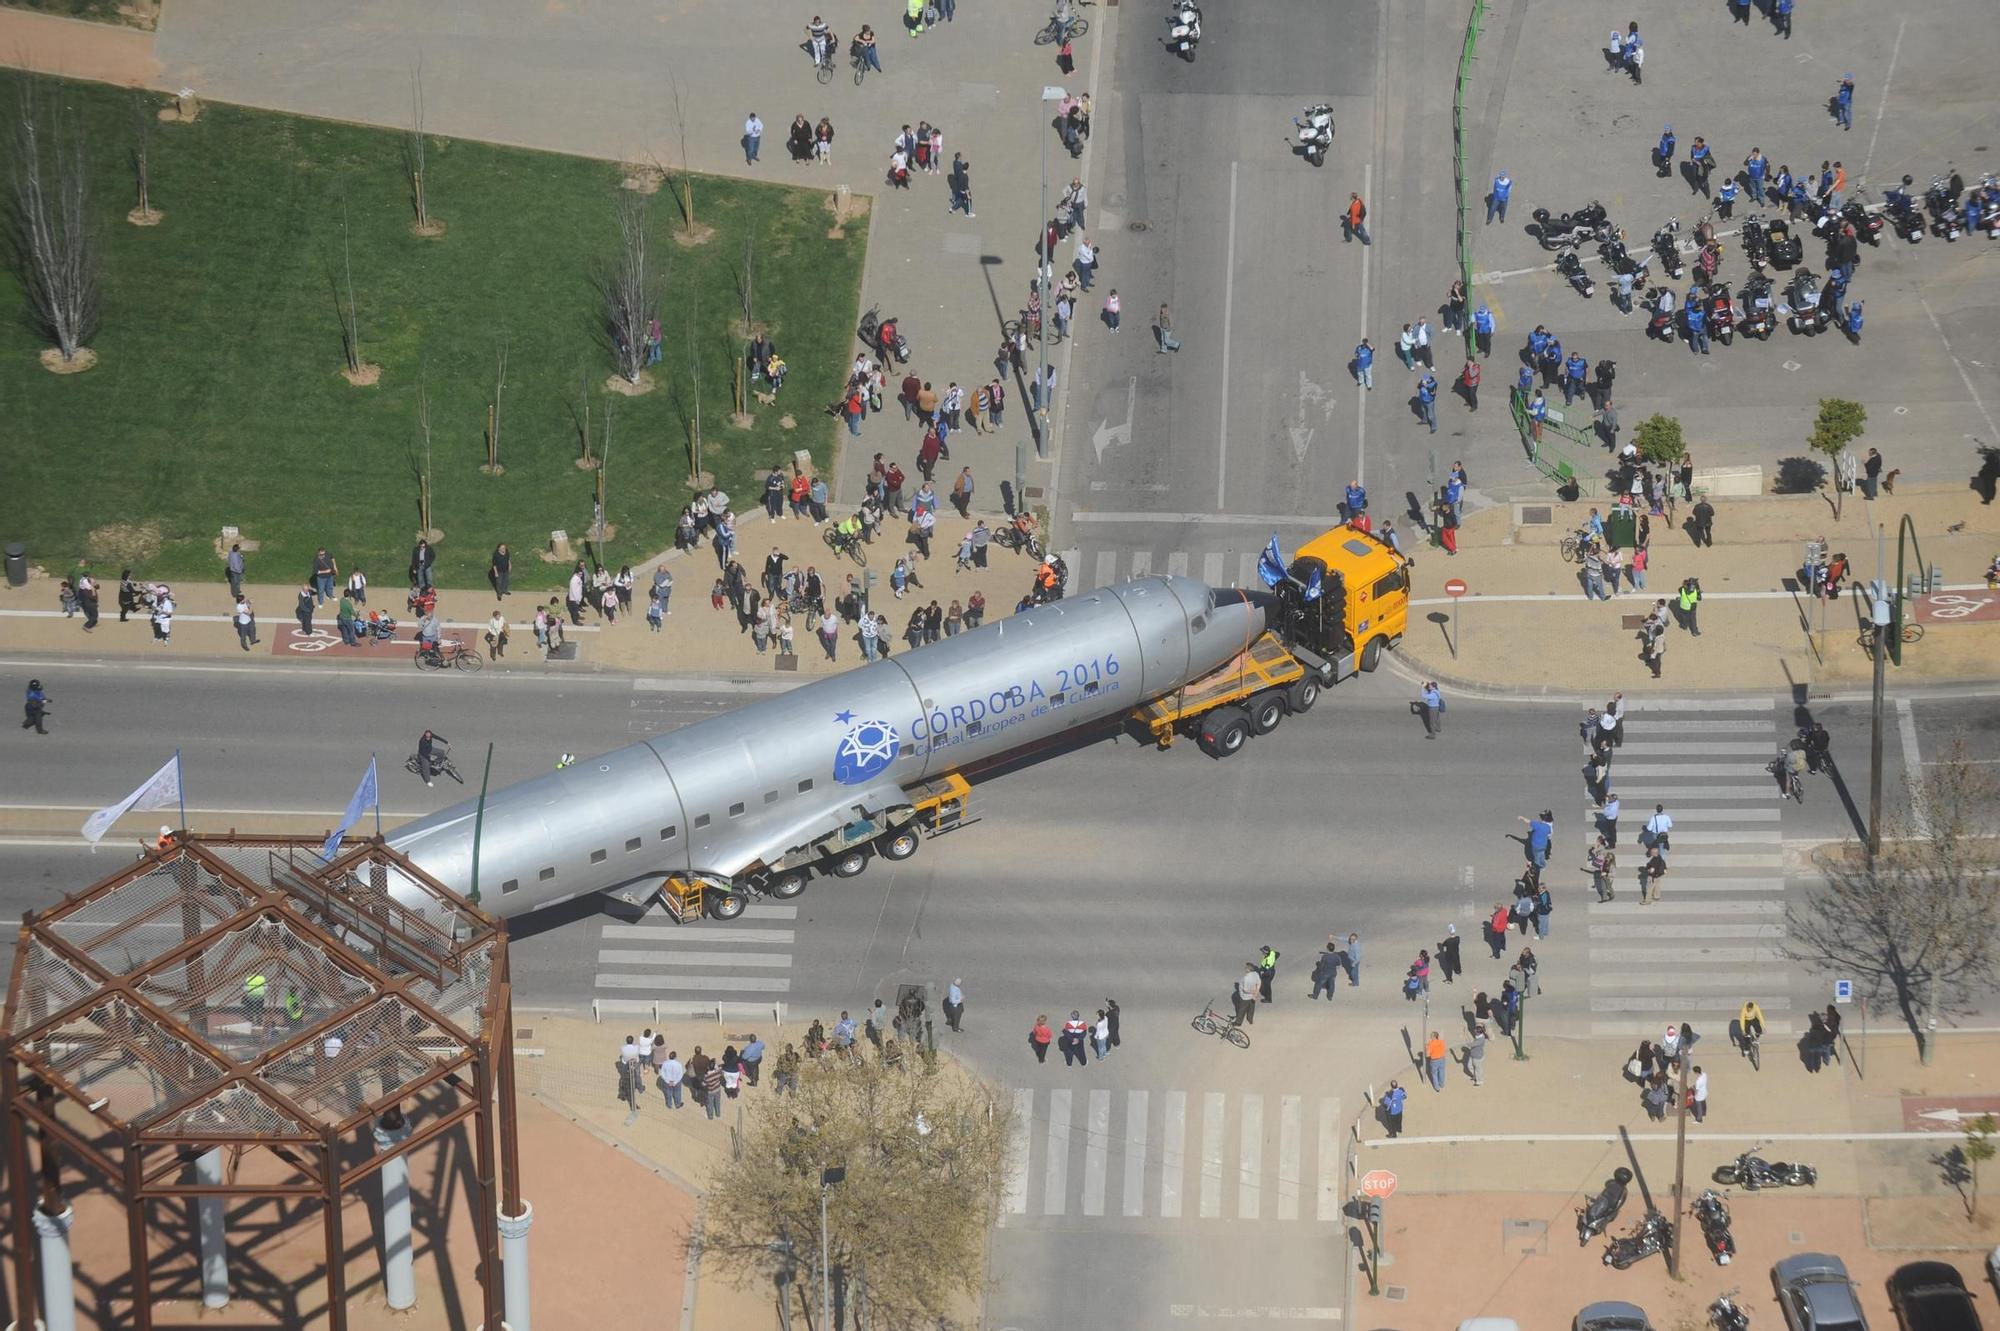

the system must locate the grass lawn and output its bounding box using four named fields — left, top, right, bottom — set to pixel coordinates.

left=0, top=72, right=867, bottom=591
